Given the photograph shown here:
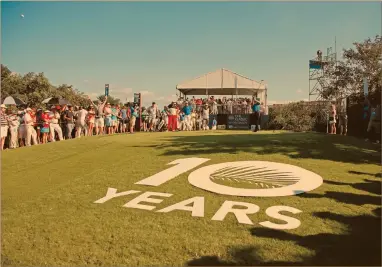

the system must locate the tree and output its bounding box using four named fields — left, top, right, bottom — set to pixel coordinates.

left=323, top=35, right=382, bottom=101
left=1, top=64, right=92, bottom=107
left=97, top=95, right=121, bottom=106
